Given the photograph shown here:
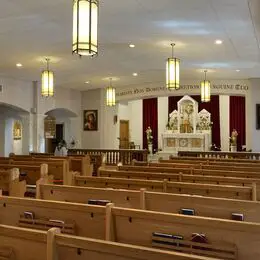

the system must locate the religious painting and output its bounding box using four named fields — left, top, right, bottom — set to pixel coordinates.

left=13, top=121, right=22, bottom=140
left=84, top=110, right=98, bottom=131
